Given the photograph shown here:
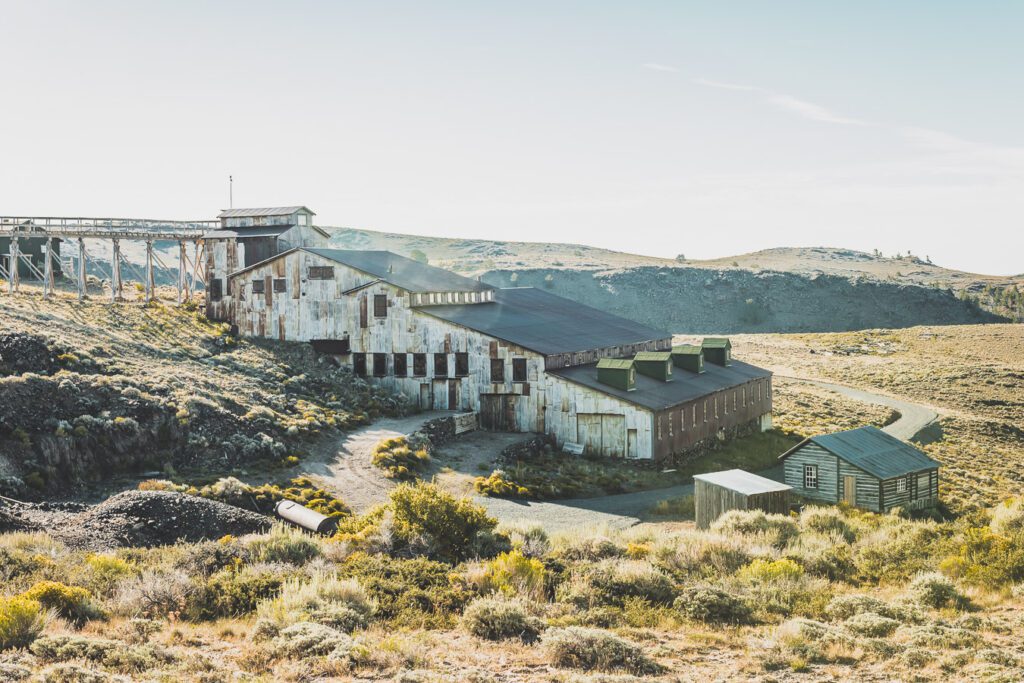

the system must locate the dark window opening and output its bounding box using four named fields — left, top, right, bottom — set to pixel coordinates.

left=308, top=266, right=335, bottom=280
left=251, top=279, right=265, bottom=294
left=512, top=358, right=527, bottom=383
left=273, top=278, right=287, bottom=293
left=455, top=352, right=469, bottom=377
left=374, top=294, right=388, bottom=318
left=353, top=353, right=367, bottom=377
left=394, top=353, right=408, bottom=377
left=413, top=353, right=426, bottom=377
left=209, top=278, right=223, bottom=301
left=373, top=353, right=387, bottom=377
left=434, top=353, right=448, bottom=377
left=490, top=358, right=505, bottom=383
